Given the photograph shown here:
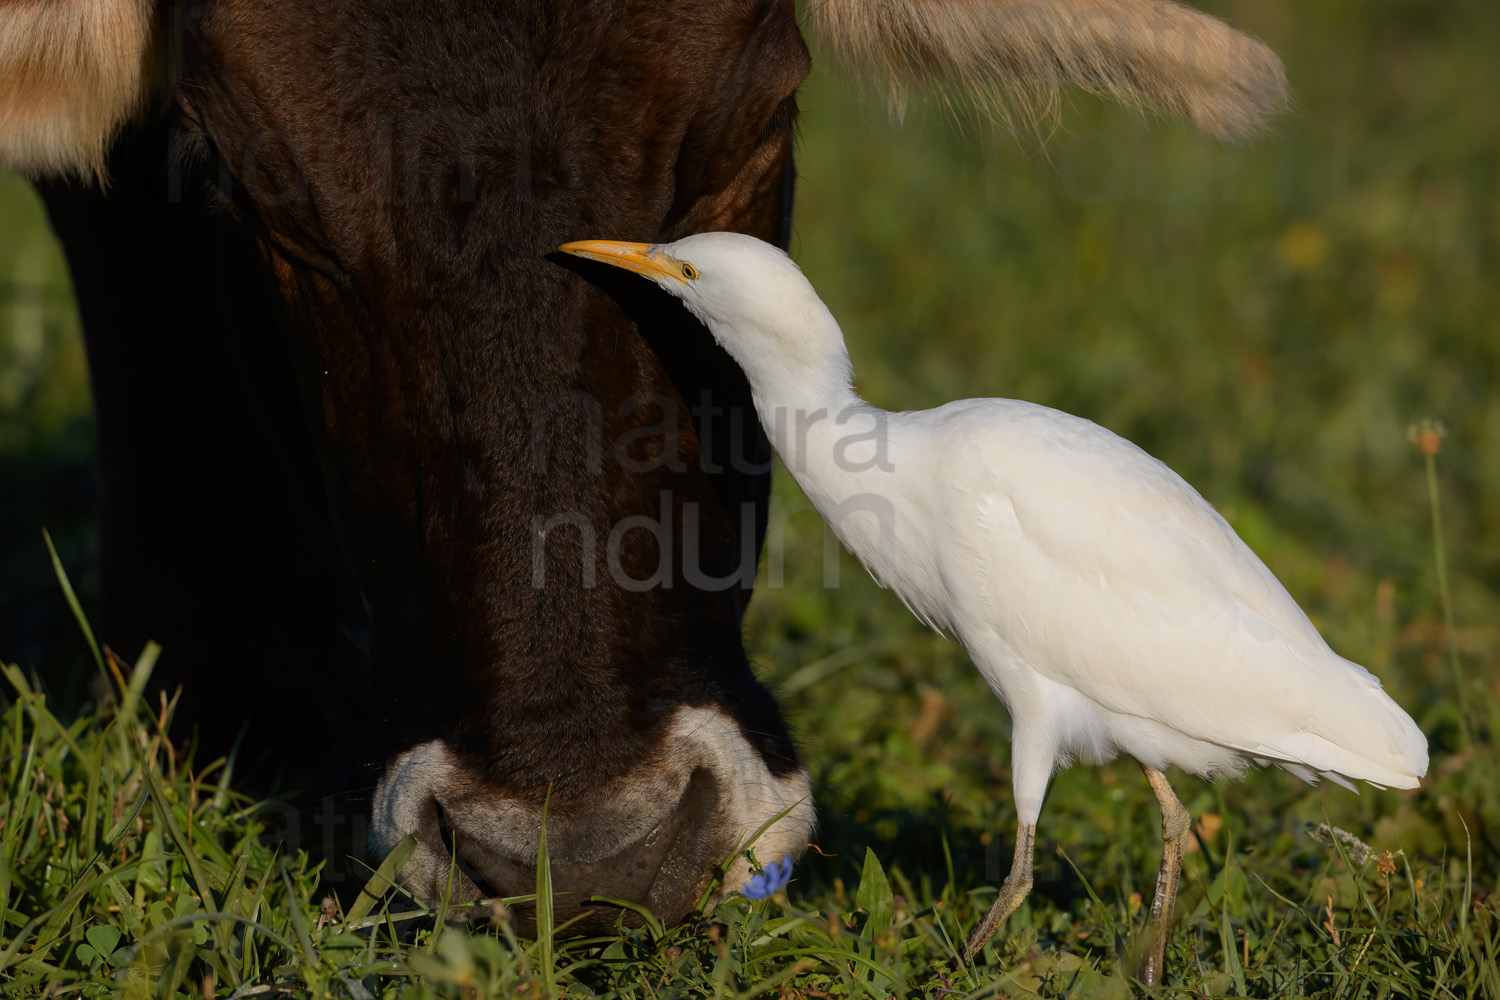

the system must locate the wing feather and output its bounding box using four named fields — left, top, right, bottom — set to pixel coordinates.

left=918, top=400, right=1426, bottom=786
